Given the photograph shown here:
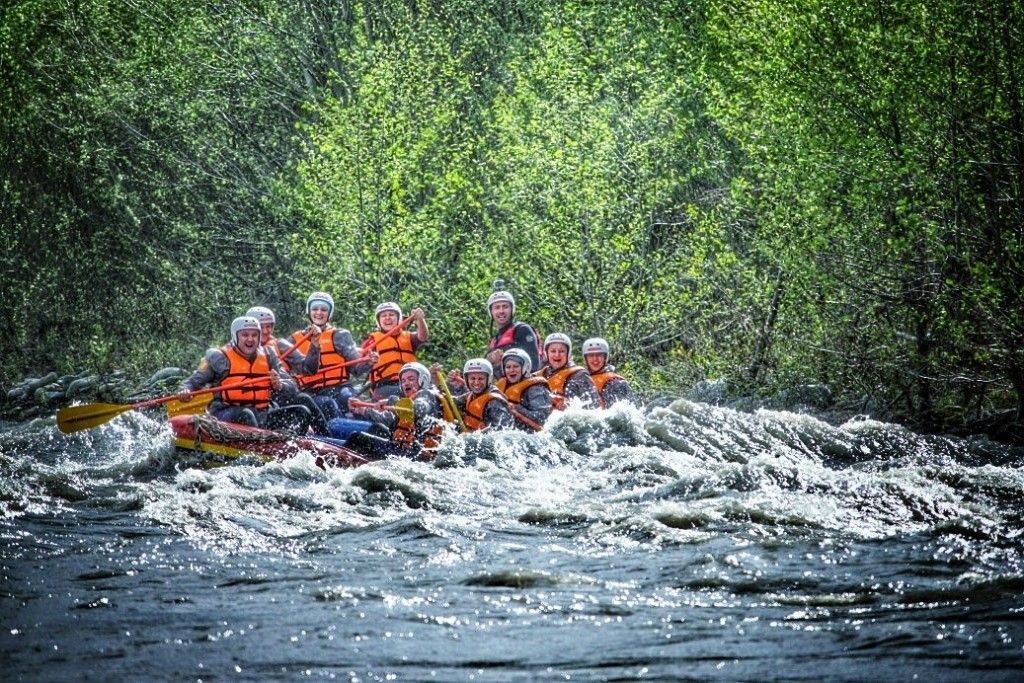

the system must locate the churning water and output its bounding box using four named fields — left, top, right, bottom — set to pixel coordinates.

left=2, top=399, right=1023, bottom=681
